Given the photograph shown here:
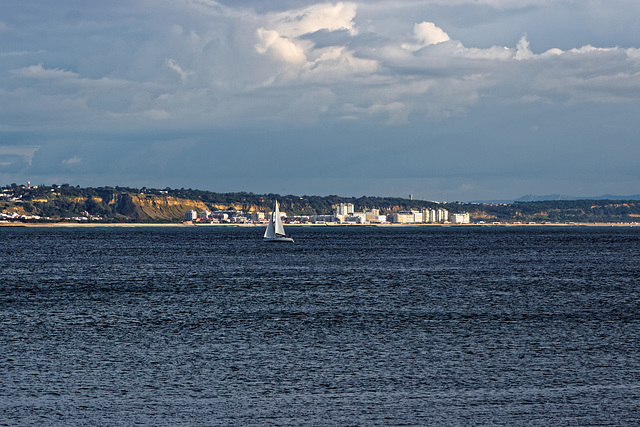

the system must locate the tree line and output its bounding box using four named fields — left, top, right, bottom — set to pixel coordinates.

left=3, top=184, right=640, bottom=223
